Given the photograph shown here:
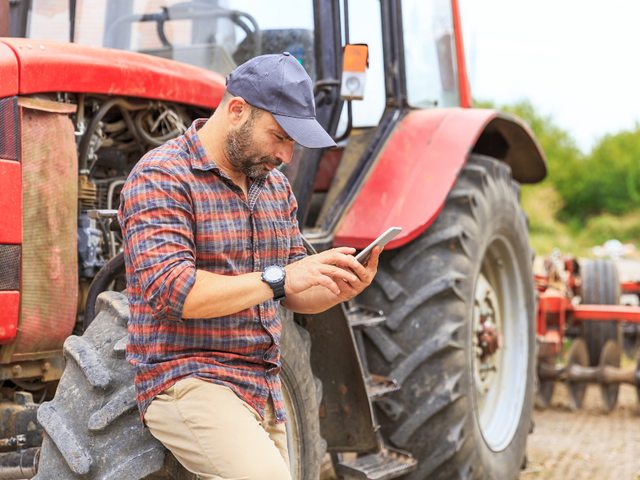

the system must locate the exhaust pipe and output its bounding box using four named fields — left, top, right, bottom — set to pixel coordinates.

left=0, top=448, right=39, bottom=479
